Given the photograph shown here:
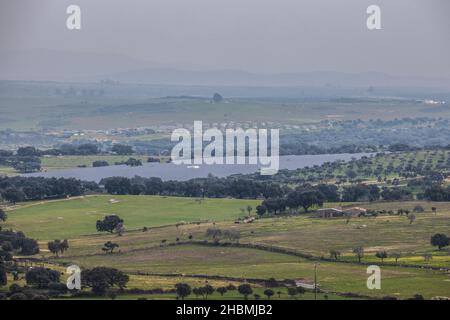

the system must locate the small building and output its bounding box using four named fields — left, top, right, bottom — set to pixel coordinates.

left=235, top=216, right=256, bottom=224
left=317, top=208, right=343, bottom=218
left=295, top=279, right=318, bottom=290
left=344, top=207, right=367, bottom=217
